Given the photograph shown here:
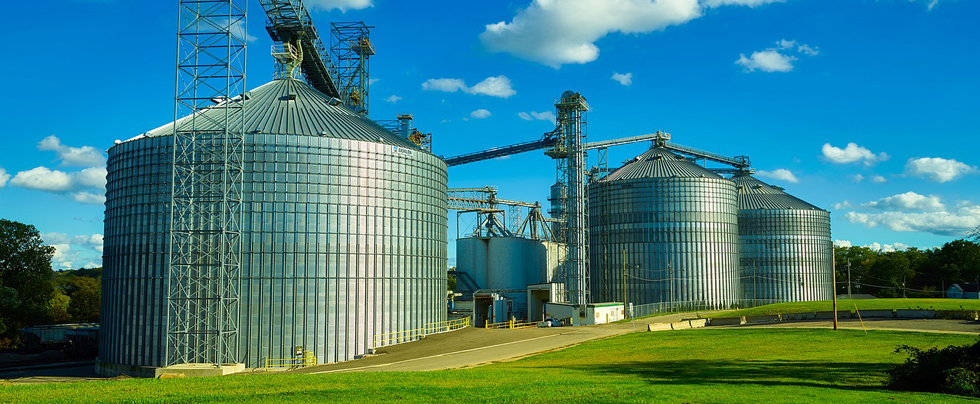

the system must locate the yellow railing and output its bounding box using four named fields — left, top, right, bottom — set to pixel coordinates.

left=373, top=317, right=470, bottom=348
left=485, top=318, right=541, bottom=329
left=263, top=351, right=317, bottom=371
